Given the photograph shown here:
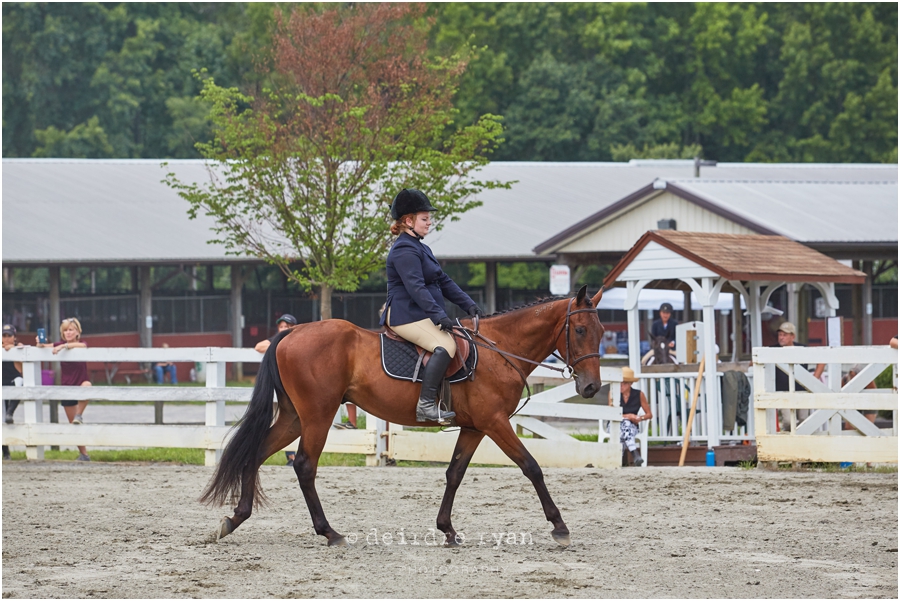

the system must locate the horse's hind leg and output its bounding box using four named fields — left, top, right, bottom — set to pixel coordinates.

left=292, top=417, right=346, bottom=546
left=436, top=428, right=484, bottom=547
left=483, top=420, right=570, bottom=547
left=219, top=403, right=300, bottom=539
